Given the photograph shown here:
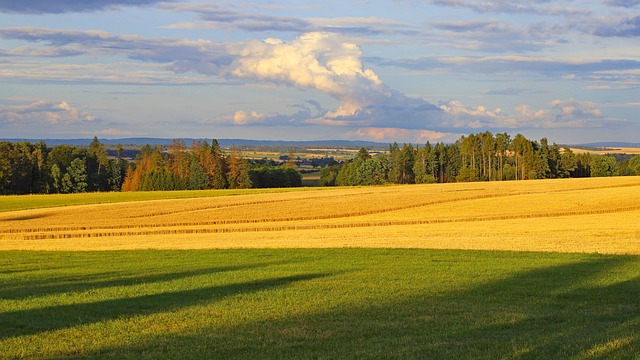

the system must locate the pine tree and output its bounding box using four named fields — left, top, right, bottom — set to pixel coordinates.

left=210, top=139, right=228, bottom=189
